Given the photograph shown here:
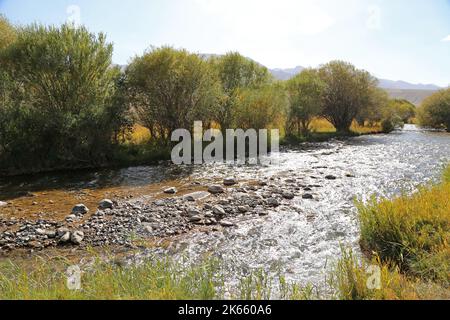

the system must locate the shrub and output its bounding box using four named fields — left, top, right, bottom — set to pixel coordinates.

left=318, top=61, right=379, bottom=132
left=286, top=69, right=325, bottom=136
left=0, top=24, right=128, bottom=173
left=418, top=88, right=450, bottom=131
left=125, top=47, right=220, bottom=142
